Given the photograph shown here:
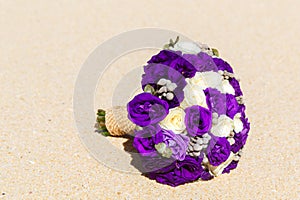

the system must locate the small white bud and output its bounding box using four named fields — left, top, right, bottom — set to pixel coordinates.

left=157, top=78, right=168, bottom=86
left=166, top=92, right=174, bottom=100
left=158, top=86, right=167, bottom=93
left=193, top=144, right=202, bottom=151
left=166, top=82, right=177, bottom=91
left=193, top=151, right=201, bottom=157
